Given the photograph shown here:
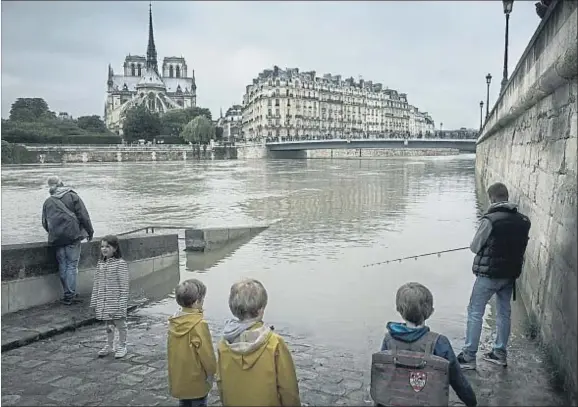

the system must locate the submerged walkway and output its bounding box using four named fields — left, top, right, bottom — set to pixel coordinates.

left=1, top=301, right=568, bottom=406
